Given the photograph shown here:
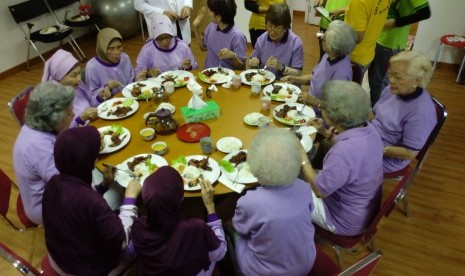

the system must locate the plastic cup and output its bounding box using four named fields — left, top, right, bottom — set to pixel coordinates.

left=200, top=137, right=214, bottom=154
left=261, top=96, right=271, bottom=110
left=251, top=81, right=261, bottom=96
left=232, top=75, right=242, bottom=89
left=163, top=81, right=175, bottom=94
left=257, top=117, right=270, bottom=128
